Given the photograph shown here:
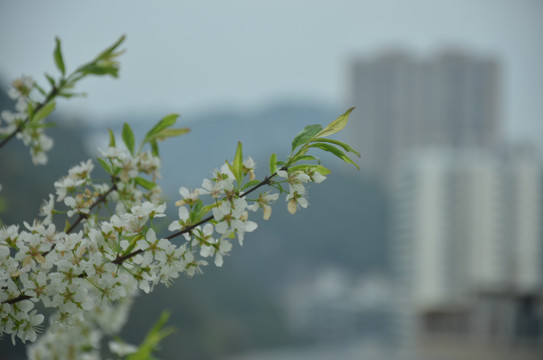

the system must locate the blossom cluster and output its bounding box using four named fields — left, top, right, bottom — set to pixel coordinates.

left=0, top=76, right=54, bottom=165
left=1, top=105, right=357, bottom=358
left=0, top=36, right=359, bottom=358
left=0, top=145, right=170, bottom=344
left=171, top=160, right=262, bottom=267
left=0, top=34, right=126, bottom=177
left=27, top=296, right=134, bottom=360
left=0, top=137, right=330, bottom=350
